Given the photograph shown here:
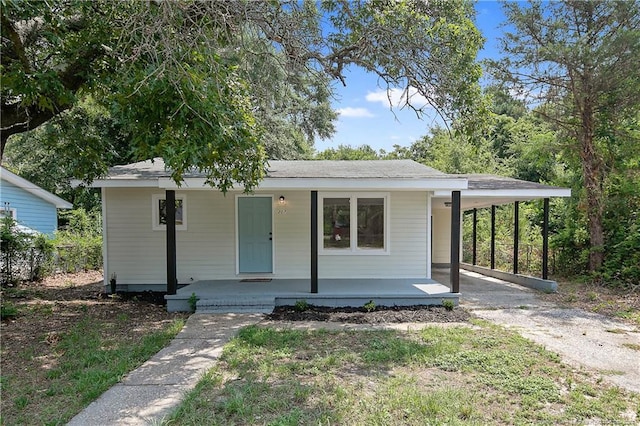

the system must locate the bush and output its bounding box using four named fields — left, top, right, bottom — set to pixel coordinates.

left=1, top=217, right=54, bottom=285
left=52, top=209, right=103, bottom=273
